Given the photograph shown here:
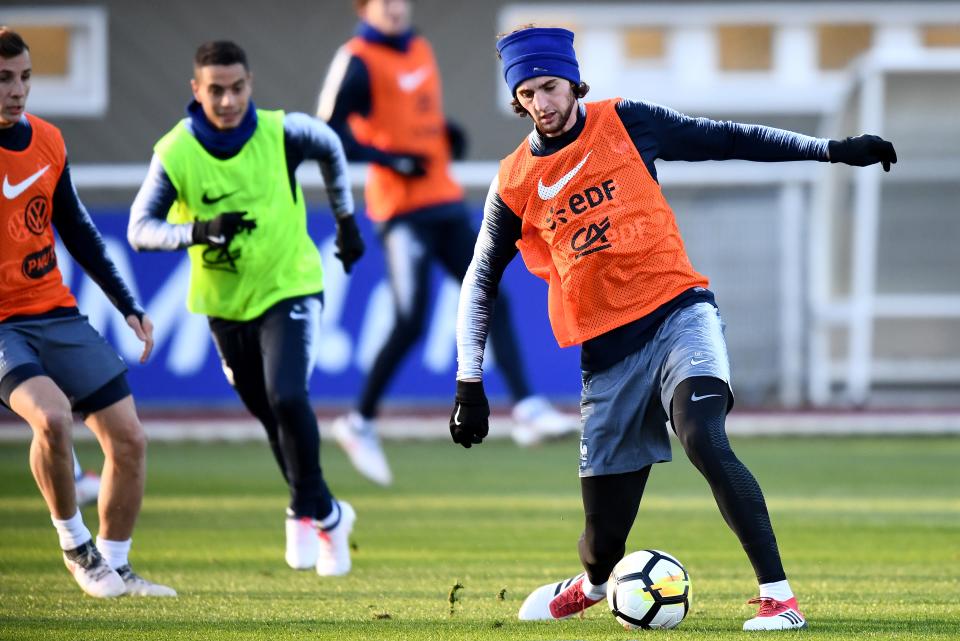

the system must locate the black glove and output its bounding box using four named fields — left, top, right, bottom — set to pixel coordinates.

left=828, top=135, right=897, bottom=172
left=191, top=211, right=256, bottom=248
left=450, top=380, right=490, bottom=448
left=334, top=215, right=365, bottom=274
left=384, top=152, right=427, bottom=177
left=446, top=120, right=468, bottom=161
